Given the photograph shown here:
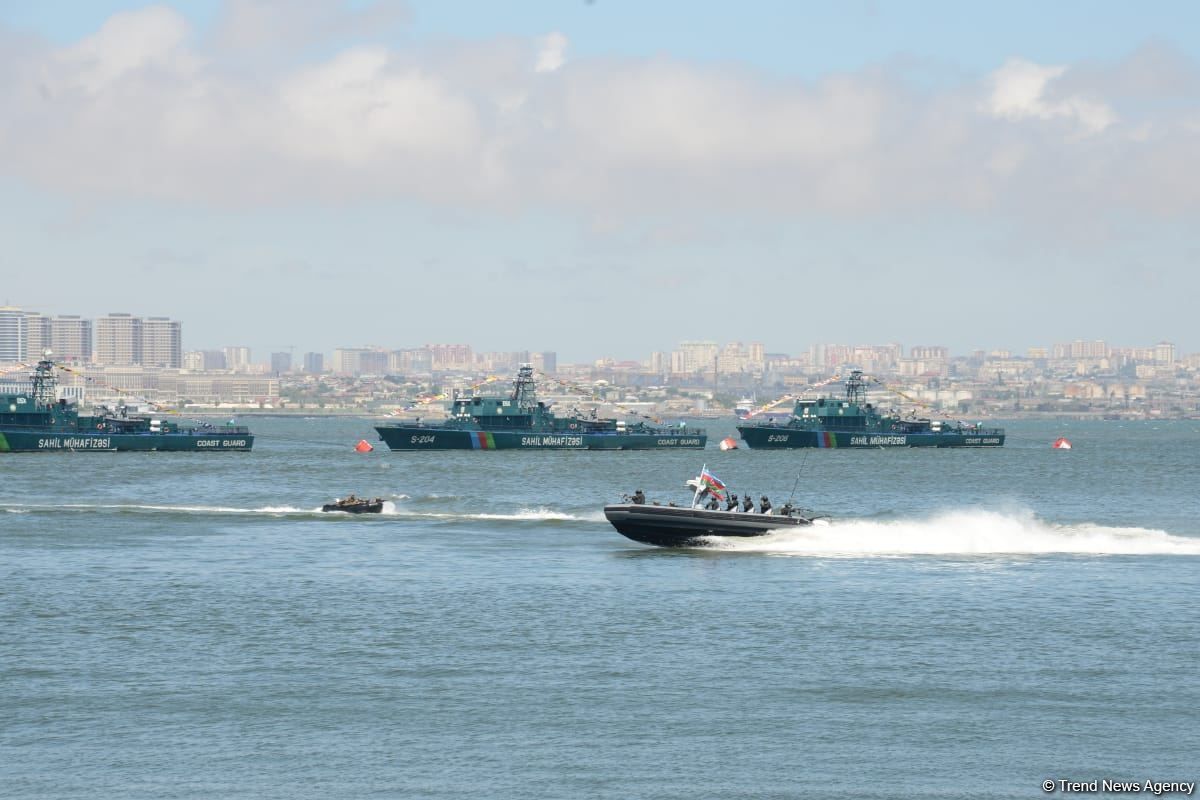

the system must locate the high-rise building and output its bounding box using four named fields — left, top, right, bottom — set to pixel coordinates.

left=649, top=351, right=666, bottom=375
left=1058, top=340, right=1107, bottom=359
left=332, top=348, right=367, bottom=375
left=426, top=344, right=473, bottom=371
left=678, top=341, right=719, bottom=373
left=530, top=351, right=556, bottom=374
left=224, top=346, right=252, bottom=370
left=717, top=342, right=749, bottom=375
left=0, top=306, right=28, bottom=362
left=94, top=313, right=143, bottom=366
left=202, top=350, right=228, bottom=370
left=1154, top=342, right=1175, bottom=366
left=51, top=316, right=93, bottom=363
left=24, top=312, right=51, bottom=359
left=748, top=342, right=765, bottom=368
left=911, top=346, right=949, bottom=360
left=390, top=348, right=432, bottom=374
left=270, top=352, right=292, bottom=374
left=142, top=317, right=182, bottom=368
left=360, top=350, right=388, bottom=375
left=183, top=351, right=205, bottom=371
left=303, top=352, right=325, bottom=374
